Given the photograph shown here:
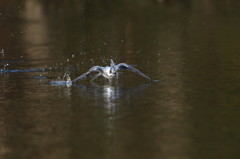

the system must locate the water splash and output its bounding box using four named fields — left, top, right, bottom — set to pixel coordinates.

left=50, top=70, right=72, bottom=86
left=62, top=71, right=71, bottom=81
